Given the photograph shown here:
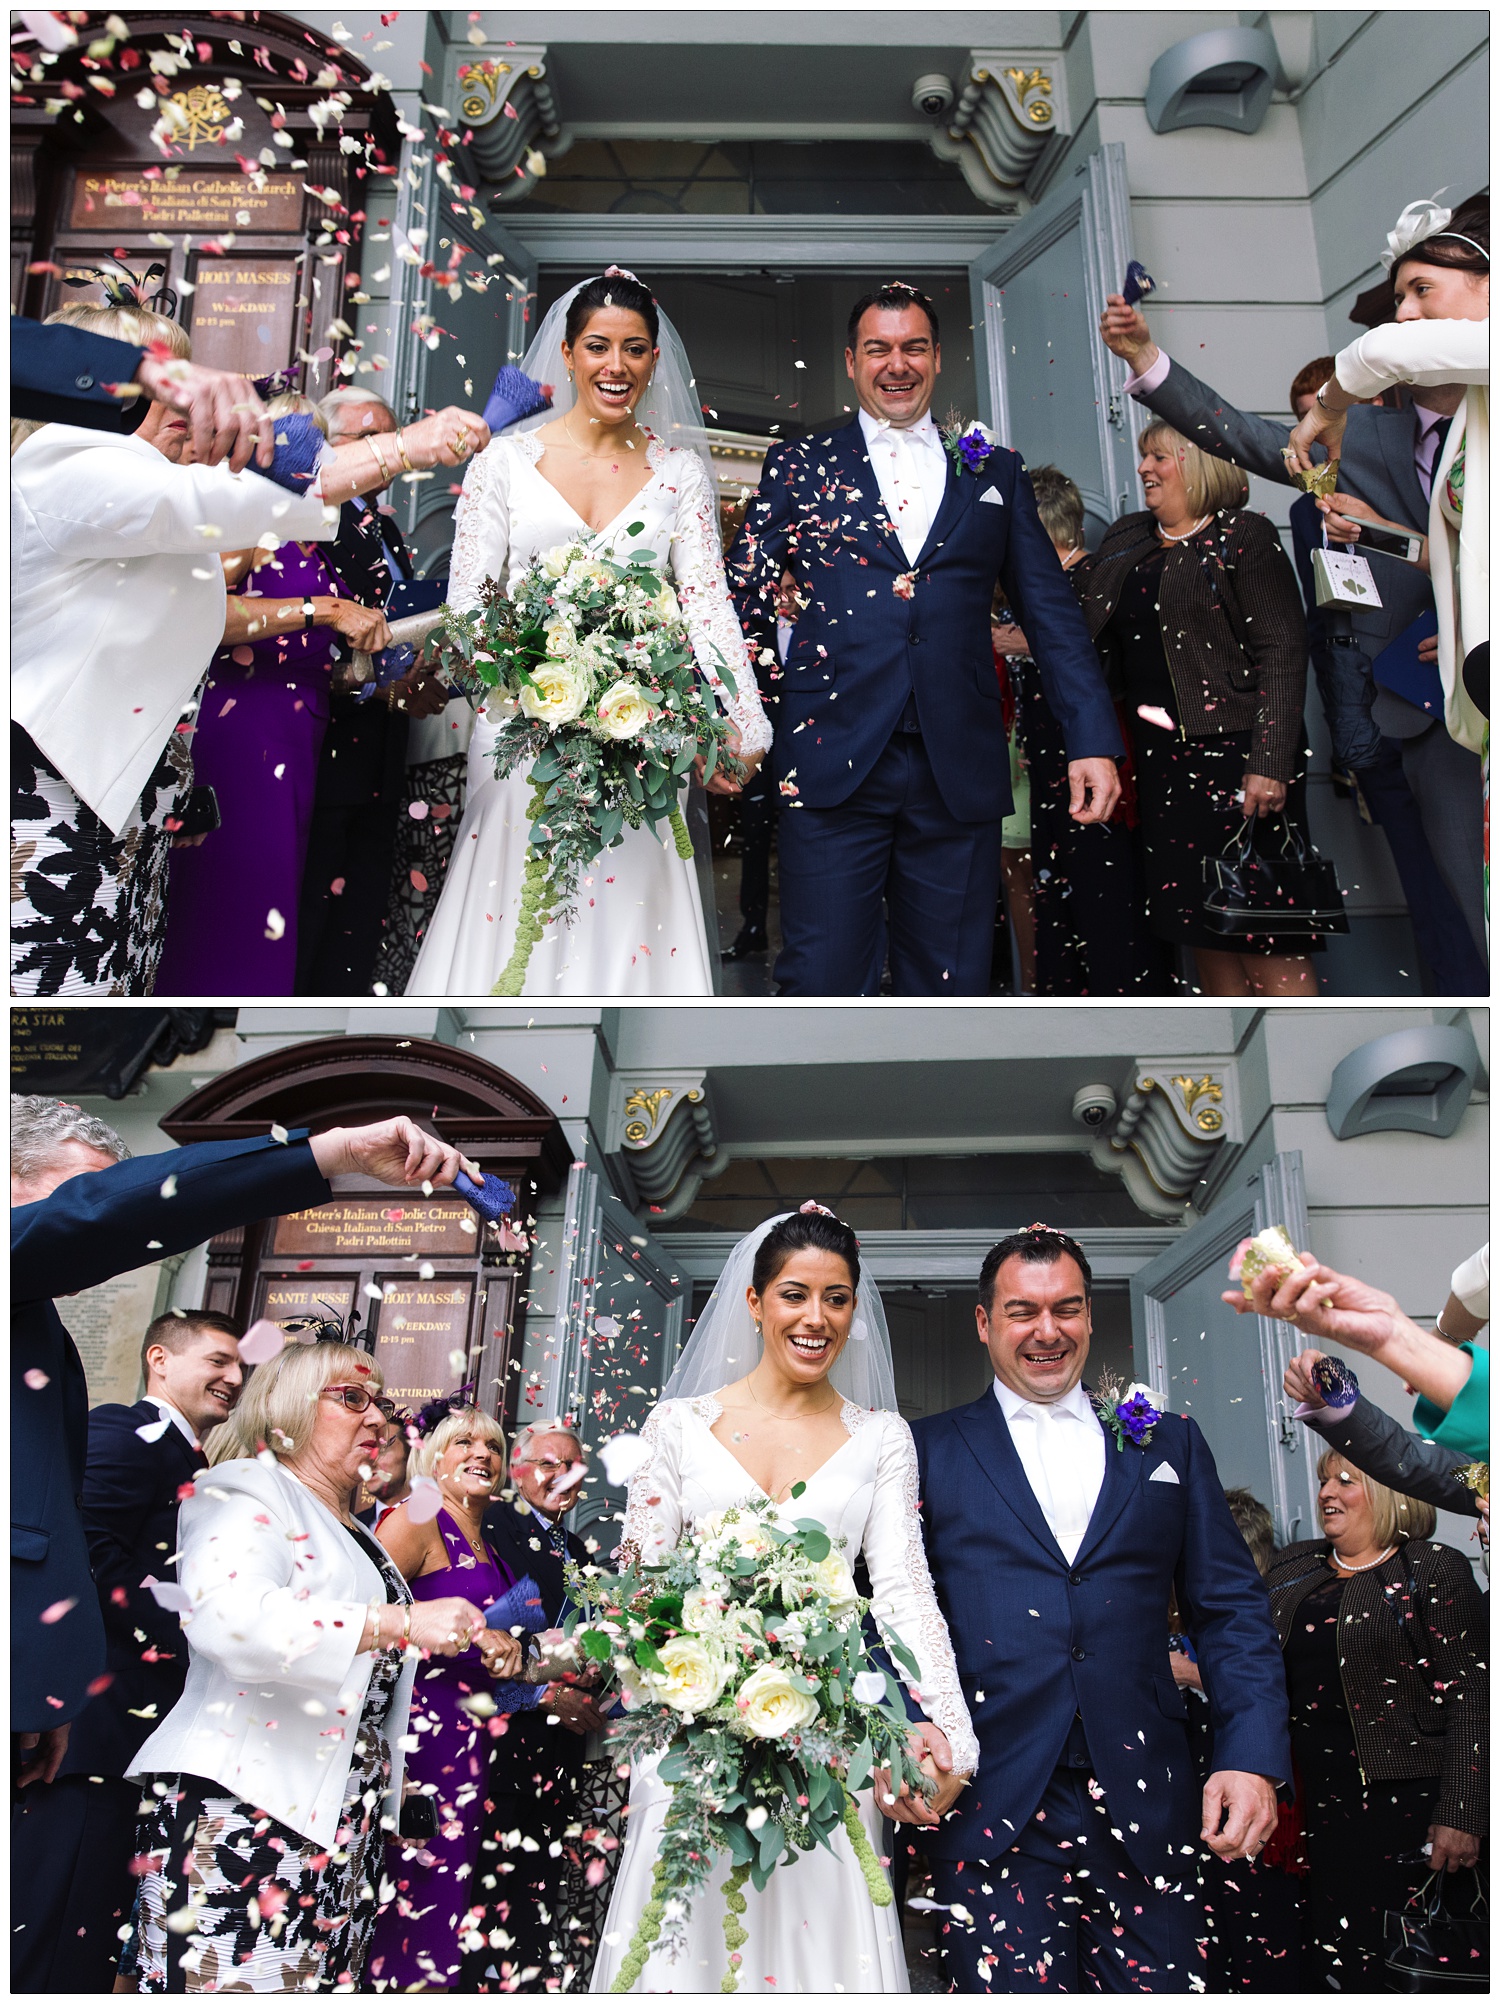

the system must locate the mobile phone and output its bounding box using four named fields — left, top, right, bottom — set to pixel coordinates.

left=175, top=784, right=221, bottom=838
left=1340, top=520, right=1424, bottom=564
